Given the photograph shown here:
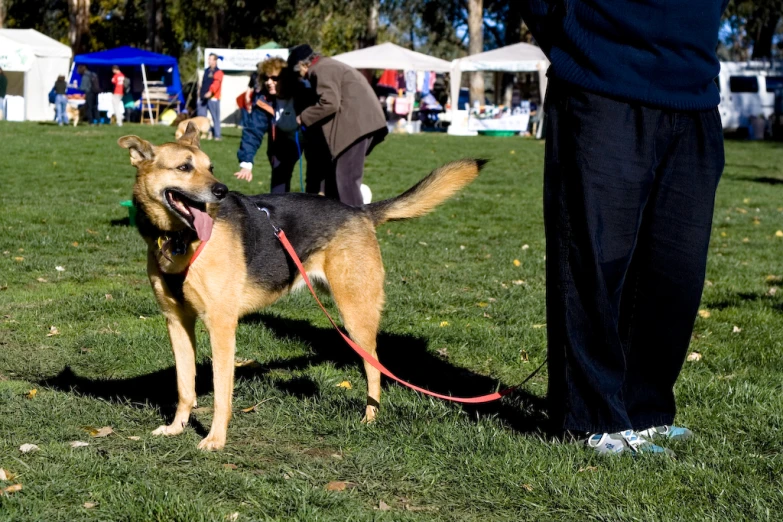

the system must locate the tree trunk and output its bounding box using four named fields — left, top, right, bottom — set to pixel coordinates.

left=146, top=0, right=157, bottom=52
left=0, top=0, right=6, bottom=29
left=503, top=2, right=524, bottom=106
left=362, top=0, right=379, bottom=48
left=468, top=0, right=484, bottom=105
left=751, top=14, right=780, bottom=59
left=210, top=7, right=226, bottom=47
left=68, top=0, right=91, bottom=55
